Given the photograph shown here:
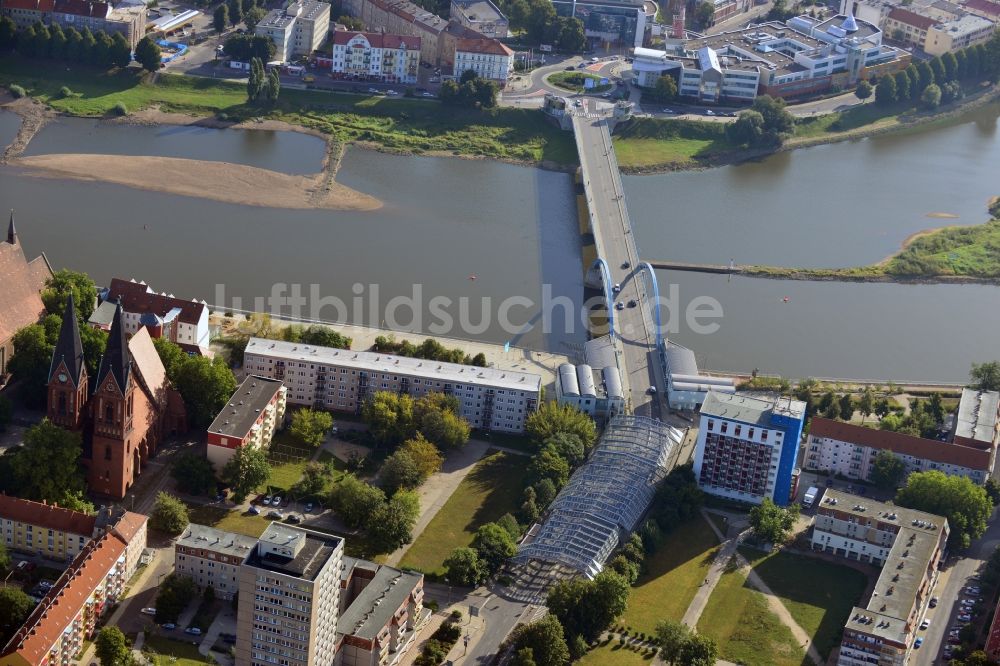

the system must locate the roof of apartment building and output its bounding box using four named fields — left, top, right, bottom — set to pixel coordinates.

left=52, top=0, right=110, bottom=16
left=818, top=489, right=947, bottom=645
left=176, top=523, right=258, bottom=559
left=1, top=531, right=127, bottom=663
left=700, top=390, right=806, bottom=424
left=887, top=6, right=940, bottom=28
left=337, top=565, right=423, bottom=640
left=367, top=0, right=449, bottom=33
left=809, top=416, right=992, bottom=471
left=245, top=337, right=542, bottom=392
left=332, top=30, right=422, bottom=49
left=0, top=0, right=56, bottom=10
left=932, top=11, right=995, bottom=32
left=207, top=375, right=284, bottom=440
left=954, top=388, right=1000, bottom=444
left=452, top=0, right=507, bottom=22
left=455, top=36, right=513, bottom=55
left=964, top=0, right=1000, bottom=17
left=246, top=524, right=342, bottom=581
left=103, top=277, right=207, bottom=325
left=0, top=215, right=52, bottom=347
left=103, top=509, right=147, bottom=543
left=0, top=494, right=97, bottom=536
